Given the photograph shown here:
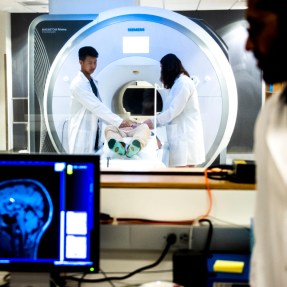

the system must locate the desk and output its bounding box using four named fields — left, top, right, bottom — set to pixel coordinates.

left=100, top=170, right=256, bottom=226
left=98, top=170, right=255, bottom=287
left=101, top=169, right=256, bottom=190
